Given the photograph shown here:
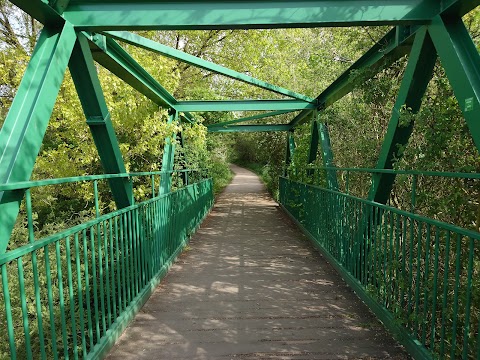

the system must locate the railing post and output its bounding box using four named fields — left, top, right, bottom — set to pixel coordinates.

left=159, top=109, right=178, bottom=195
